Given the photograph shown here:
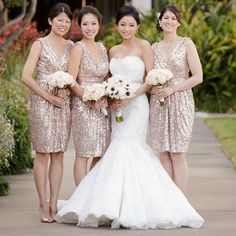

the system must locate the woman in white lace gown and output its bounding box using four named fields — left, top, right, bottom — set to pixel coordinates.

left=55, top=6, right=204, bottom=229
